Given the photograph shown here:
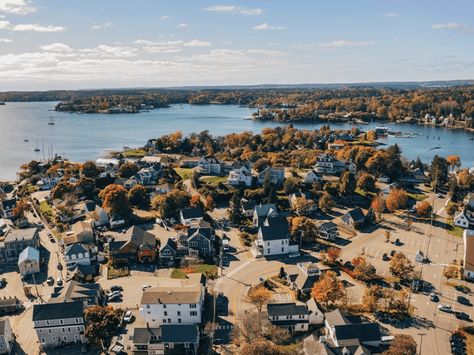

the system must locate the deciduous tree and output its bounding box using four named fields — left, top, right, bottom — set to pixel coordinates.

left=319, top=192, right=334, bottom=212
left=443, top=265, right=458, bottom=281
left=371, top=194, right=385, bottom=221
left=324, top=247, right=342, bottom=265
left=389, top=252, right=414, bottom=280
left=357, top=173, right=376, bottom=192
left=384, top=334, right=417, bottom=355
left=386, top=188, right=408, bottom=212
left=99, top=184, right=131, bottom=215
left=81, top=160, right=100, bottom=178
left=84, top=306, right=122, bottom=345
left=311, top=271, right=345, bottom=308
left=128, top=184, right=149, bottom=208
left=119, top=161, right=139, bottom=178
left=247, top=285, right=272, bottom=313
left=416, top=200, right=432, bottom=218
left=352, top=256, right=377, bottom=281
left=339, top=171, right=356, bottom=195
